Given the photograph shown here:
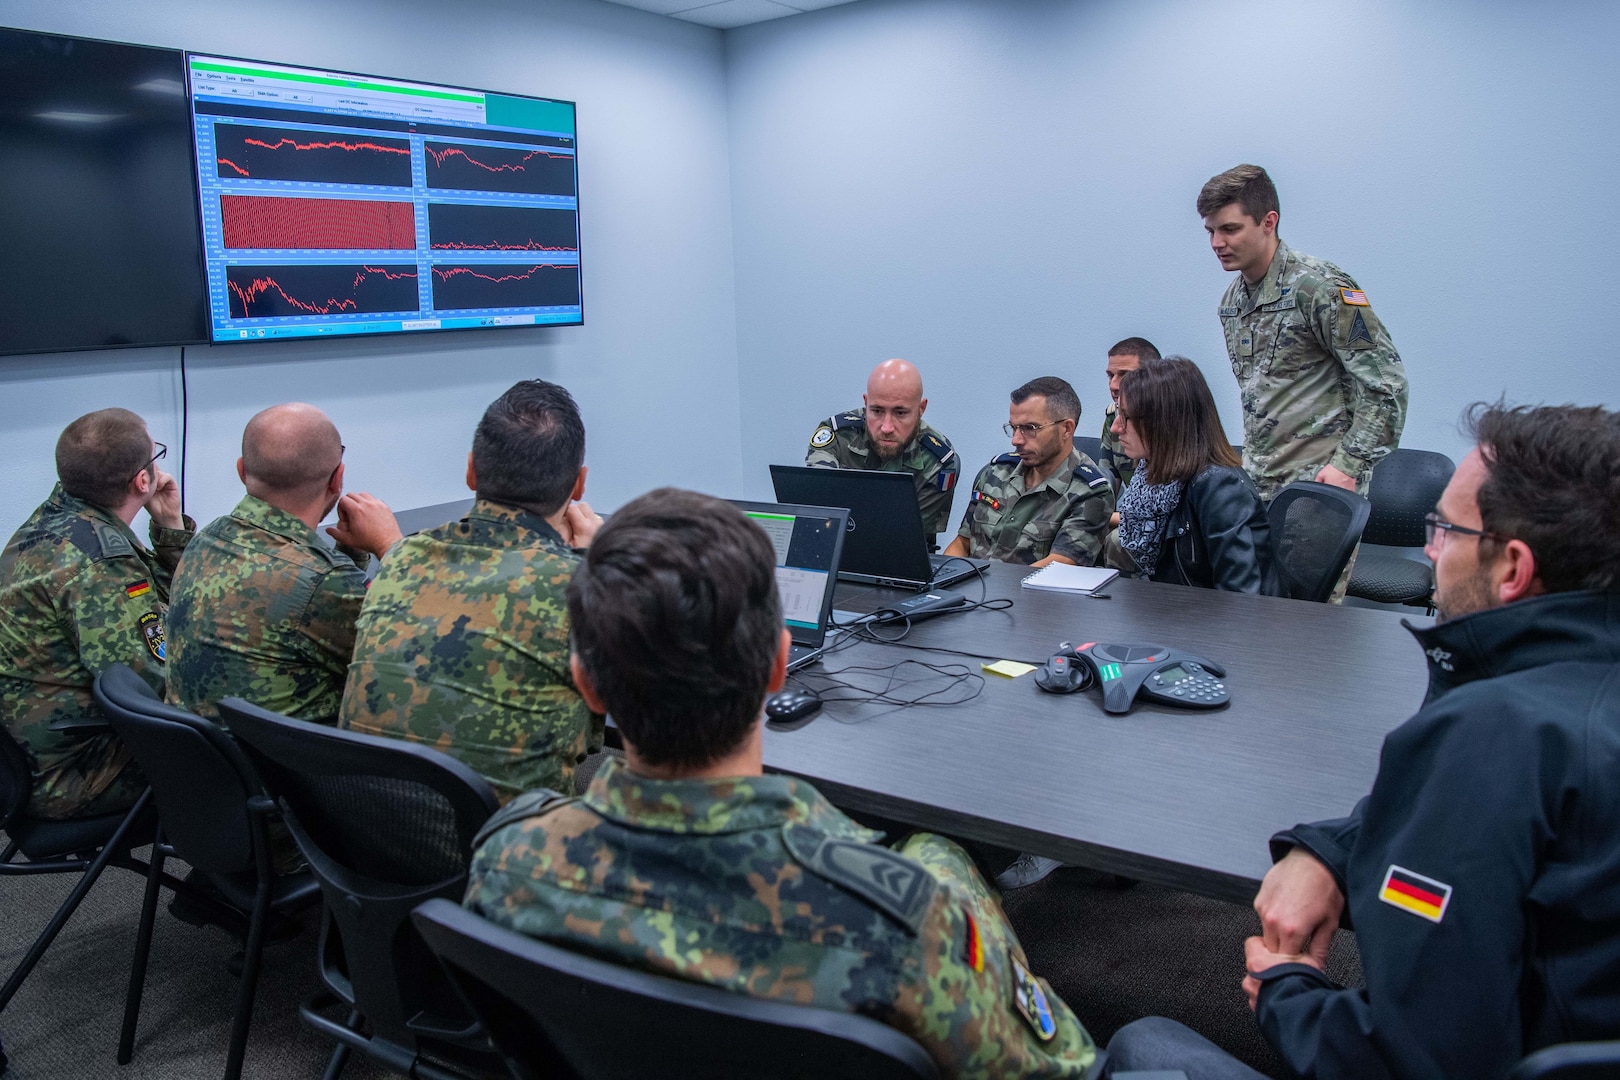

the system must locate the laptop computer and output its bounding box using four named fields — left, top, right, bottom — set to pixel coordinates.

left=730, top=499, right=849, bottom=671
left=769, top=465, right=991, bottom=591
